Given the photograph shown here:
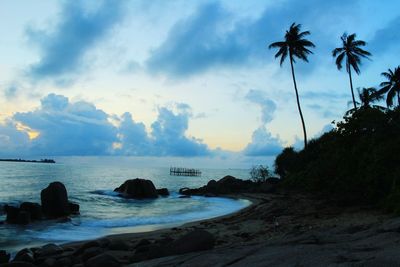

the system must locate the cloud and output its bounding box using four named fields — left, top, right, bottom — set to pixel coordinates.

left=0, top=119, right=31, bottom=157
left=245, top=89, right=277, bottom=124
left=243, top=126, right=283, bottom=156
left=118, top=112, right=152, bottom=156
left=369, top=16, right=400, bottom=54
left=13, top=94, right=118, bottom=156
left=150, top=105, right=210, bottom=156
left=146, top=0, right=358, bottom=77
left=146, top=2, right=250, bottom=77
left=3, top=84, right=18, bottom=99
left=243, top=89, right=283, bottom=156
left=27, top=0, right=124, bottom=81
left=0, top=94, right=211, bottom=157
